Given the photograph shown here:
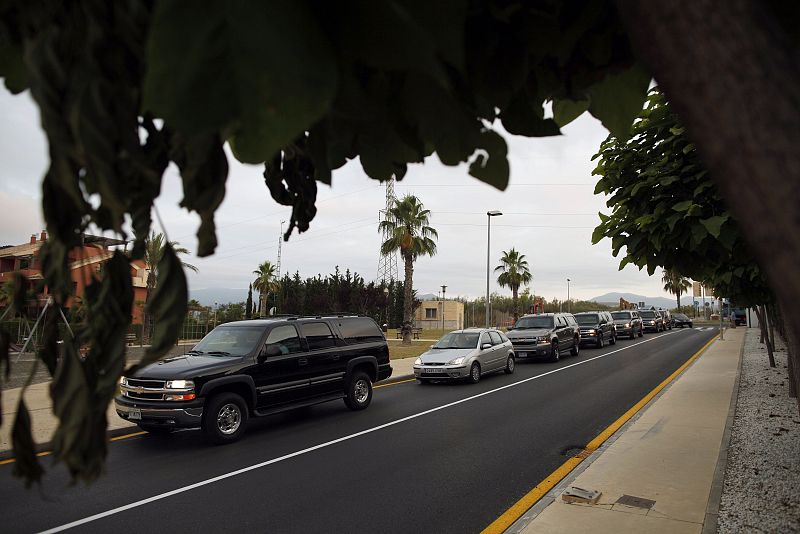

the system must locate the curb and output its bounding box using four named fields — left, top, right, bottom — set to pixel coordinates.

left=376, top=373, right=414, bottom=386
left=702, top=328, right=746, bottom=533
